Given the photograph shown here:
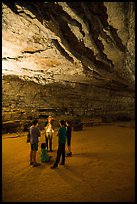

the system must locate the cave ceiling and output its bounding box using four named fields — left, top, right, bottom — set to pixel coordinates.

left=2, top=2, right=135, bottom=93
